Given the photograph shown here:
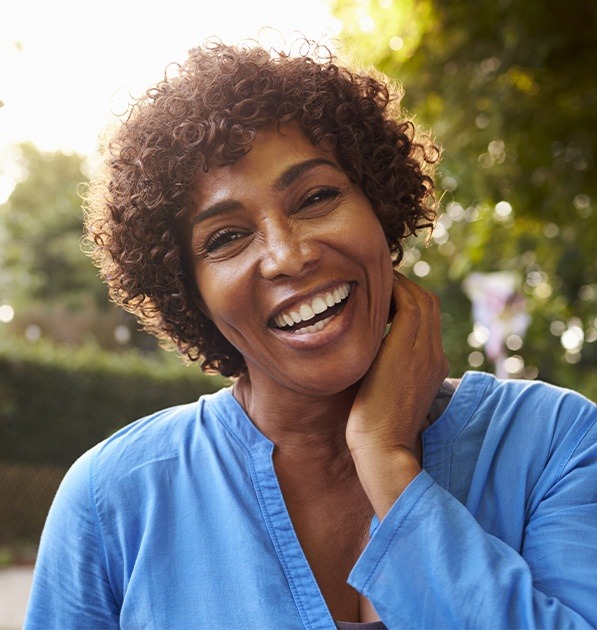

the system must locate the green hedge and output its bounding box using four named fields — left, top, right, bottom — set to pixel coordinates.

left=0, top=339, right=227, bottom=466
